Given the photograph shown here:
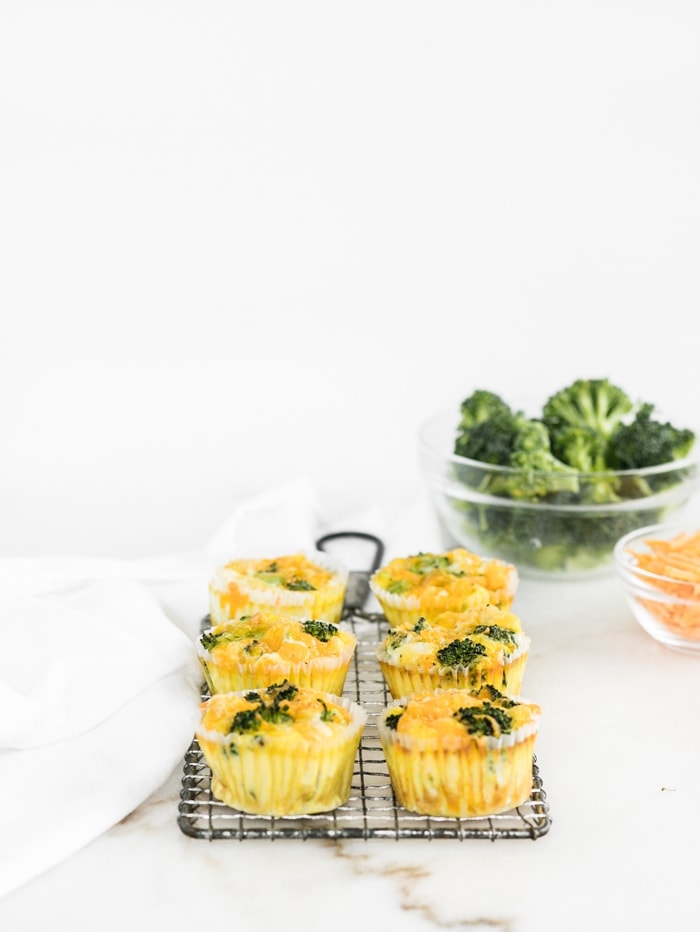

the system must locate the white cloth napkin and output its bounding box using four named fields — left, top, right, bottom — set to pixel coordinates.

left=0, top=575, right=202, bottom=901
left=0, top=475, right=441, bottom=900
left=0, top=578, right=199, bottom=750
